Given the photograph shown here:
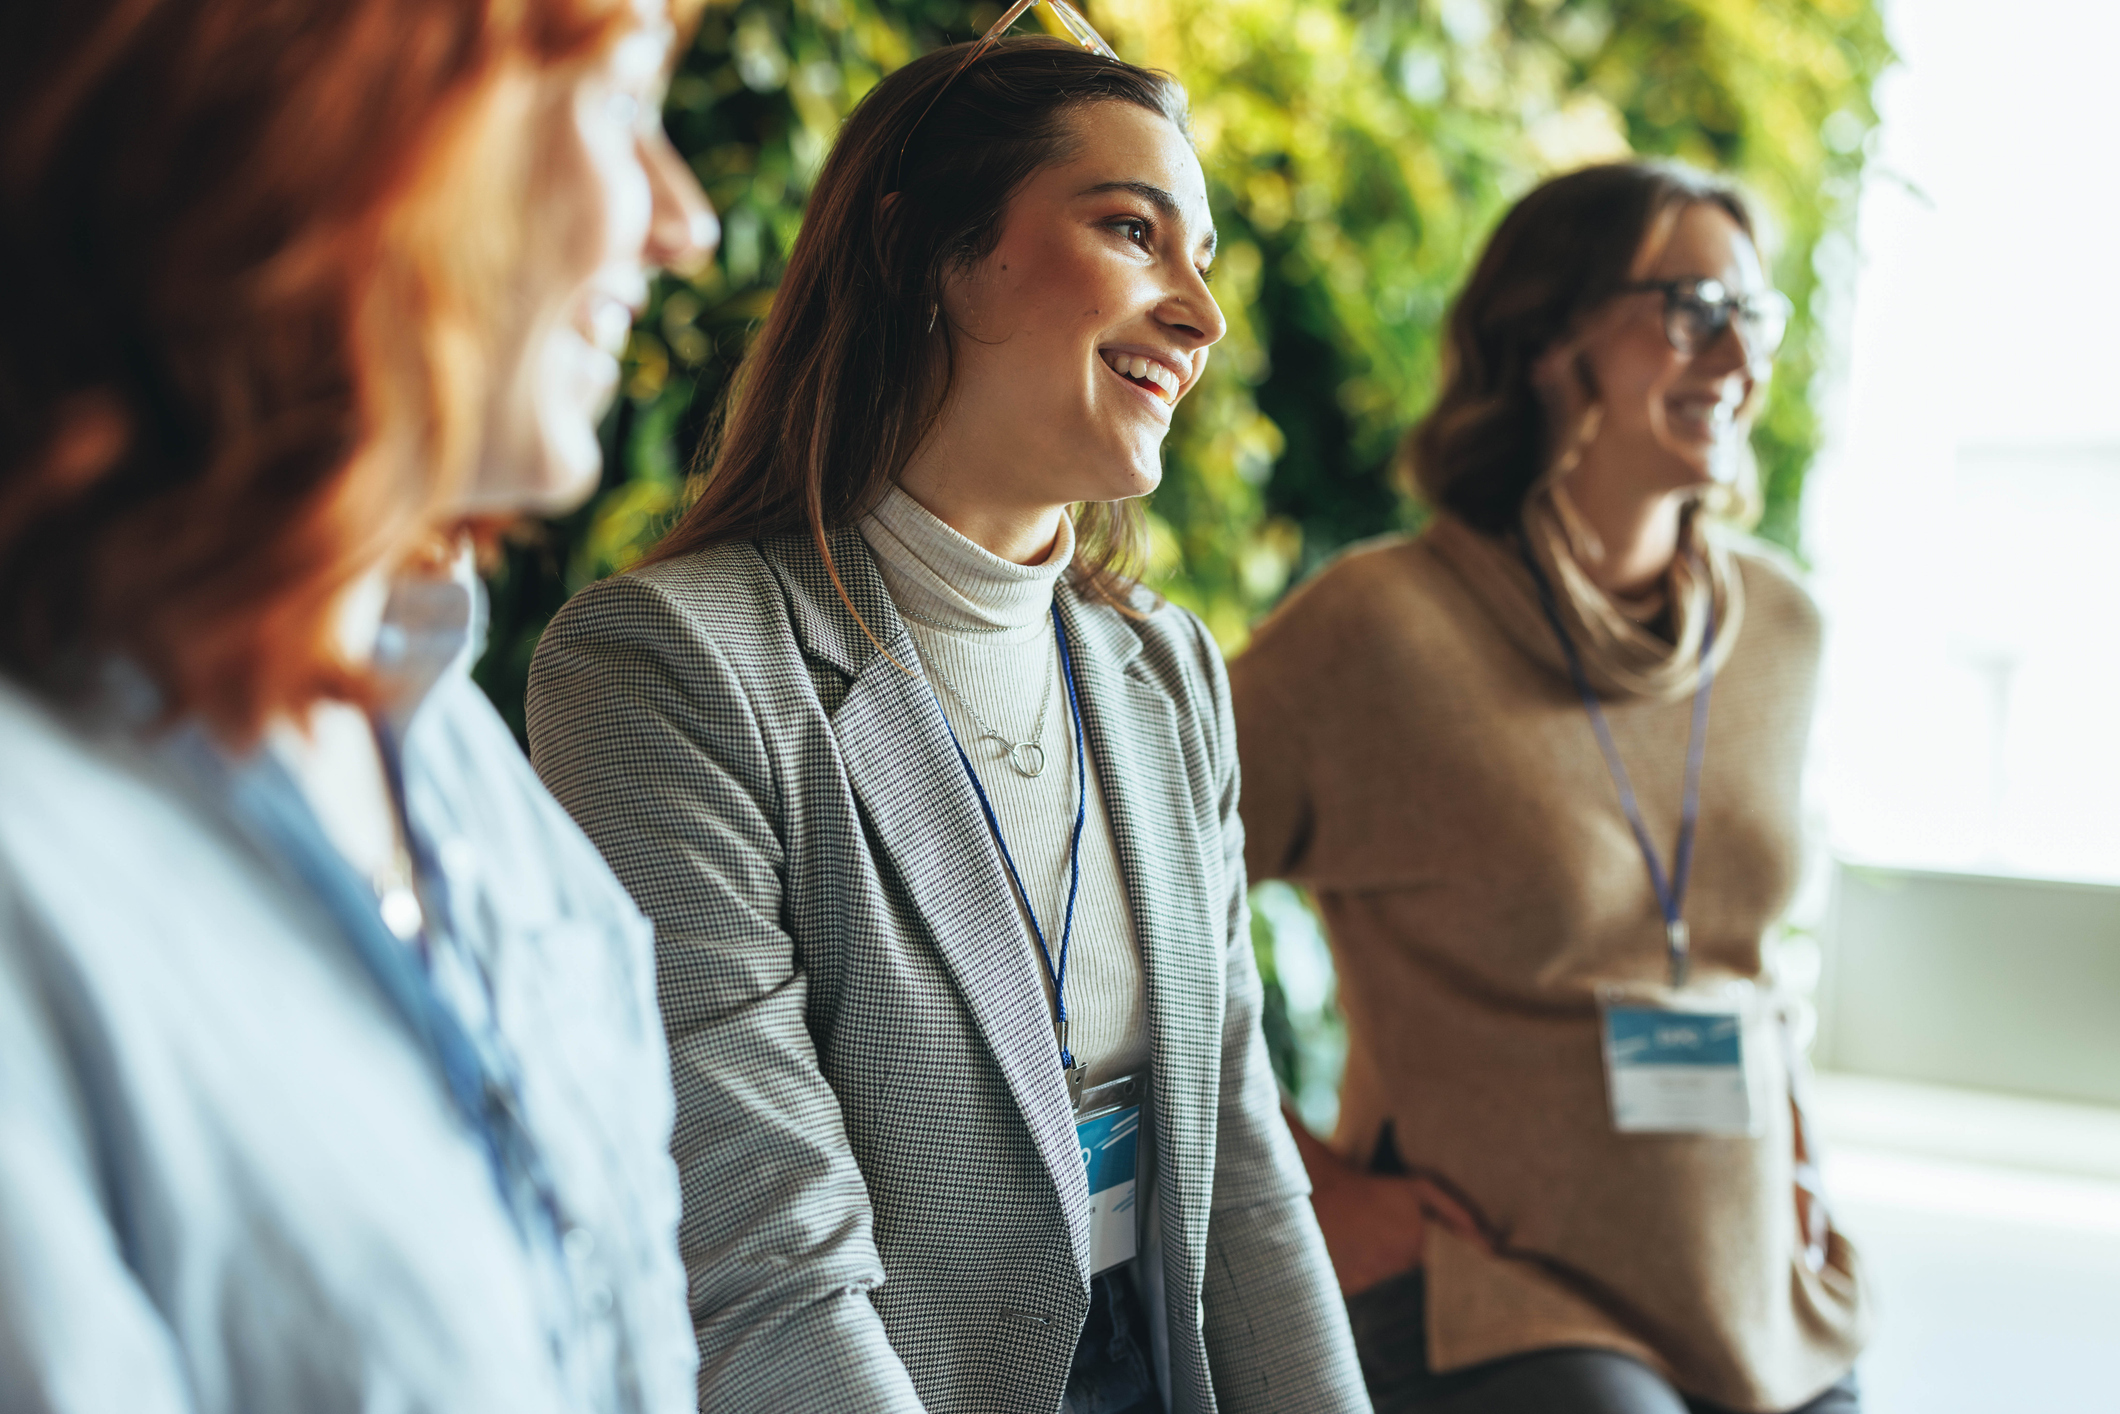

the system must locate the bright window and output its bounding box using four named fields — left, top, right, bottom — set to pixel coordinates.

left=1807, top=0, right=2120, bottom=883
